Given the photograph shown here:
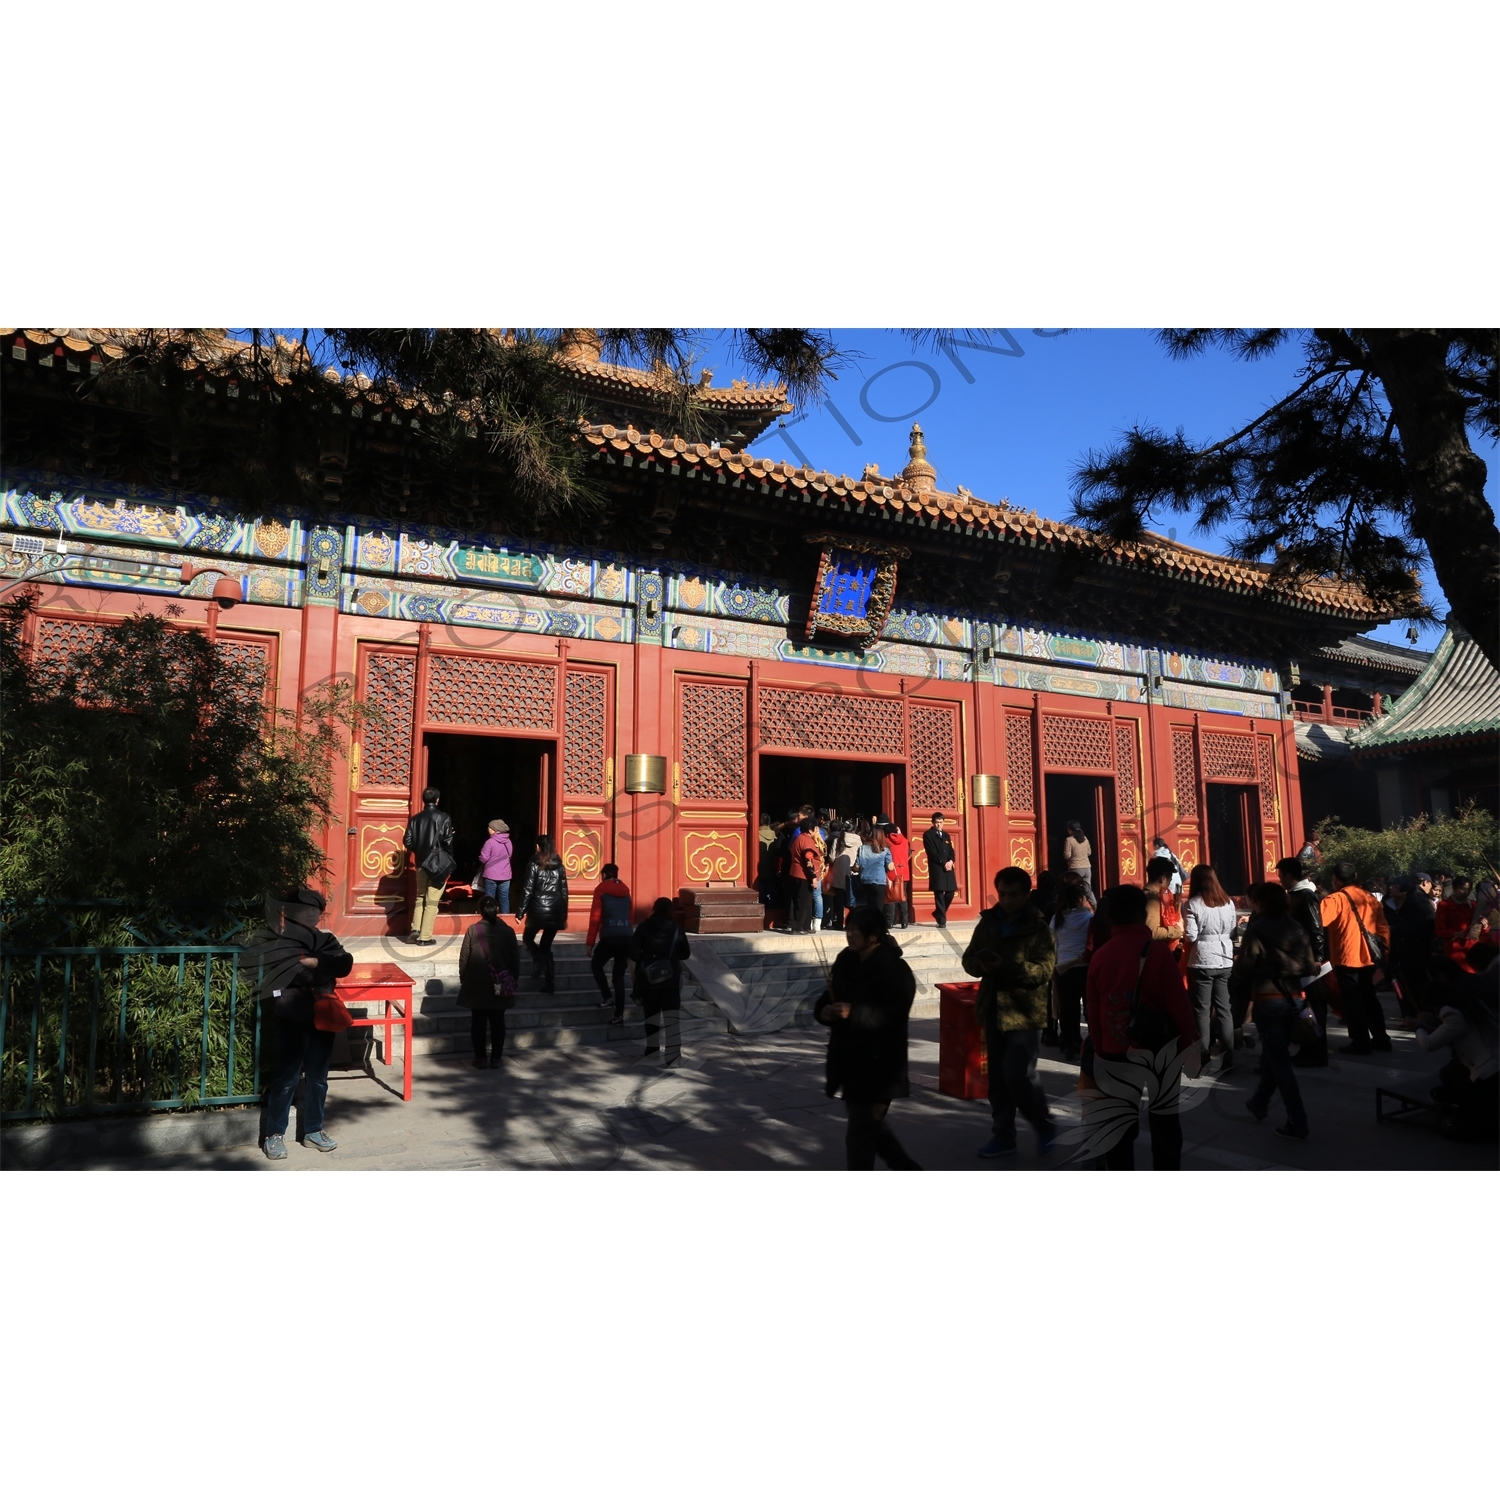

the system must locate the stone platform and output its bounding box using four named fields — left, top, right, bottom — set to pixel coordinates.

left=340, top=920, right=981, bottom=1057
